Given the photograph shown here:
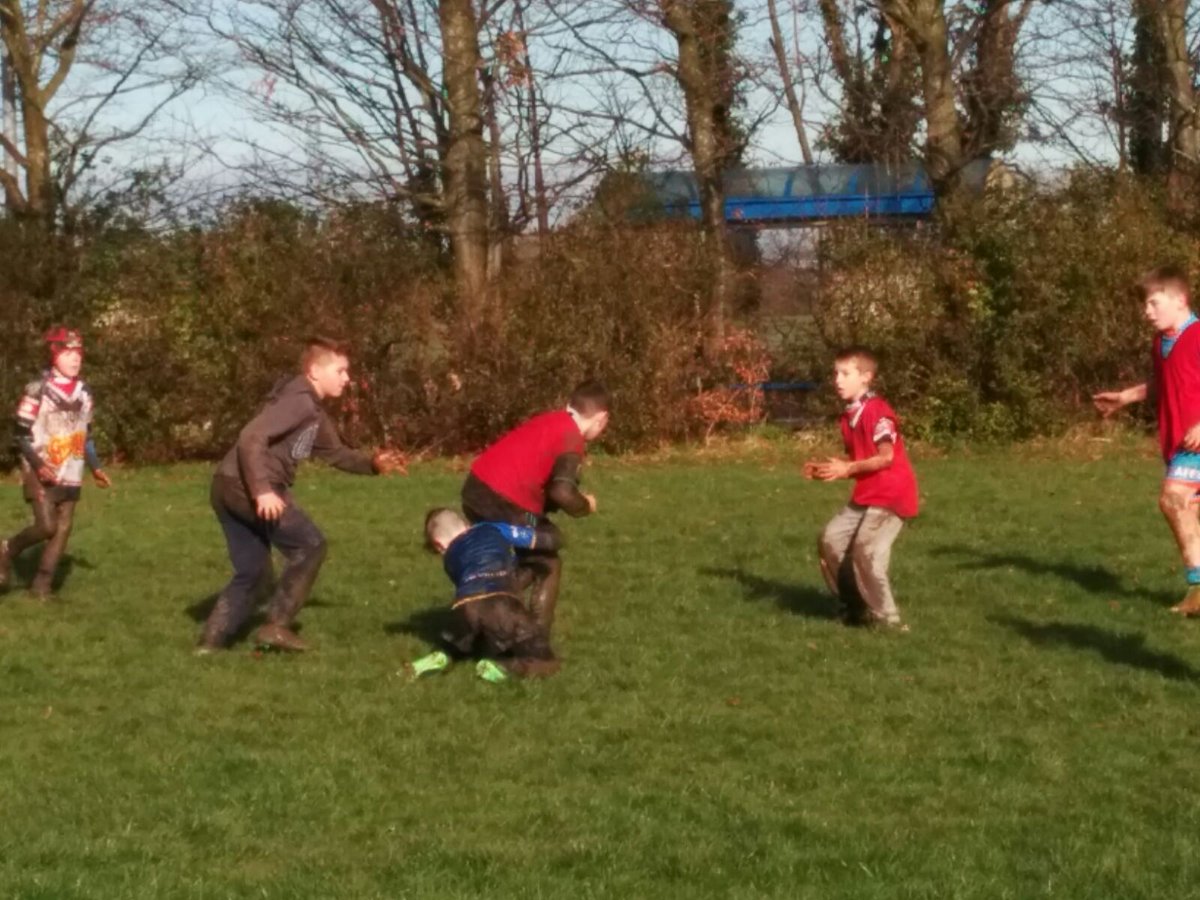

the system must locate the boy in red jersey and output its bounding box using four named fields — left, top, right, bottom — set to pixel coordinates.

left=0, top=328, right=111, bottom=600
left=805, top=347, right=919, bottom=628
left=460, top=381, right=610, bottom=632
left=1094, top=265, right=1200, bottom=615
